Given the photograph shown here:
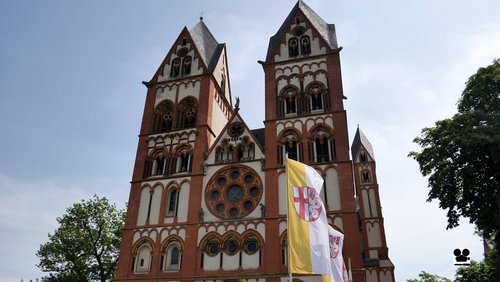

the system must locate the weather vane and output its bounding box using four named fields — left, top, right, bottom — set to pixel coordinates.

left=199, top=11, right=205, bottom=21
